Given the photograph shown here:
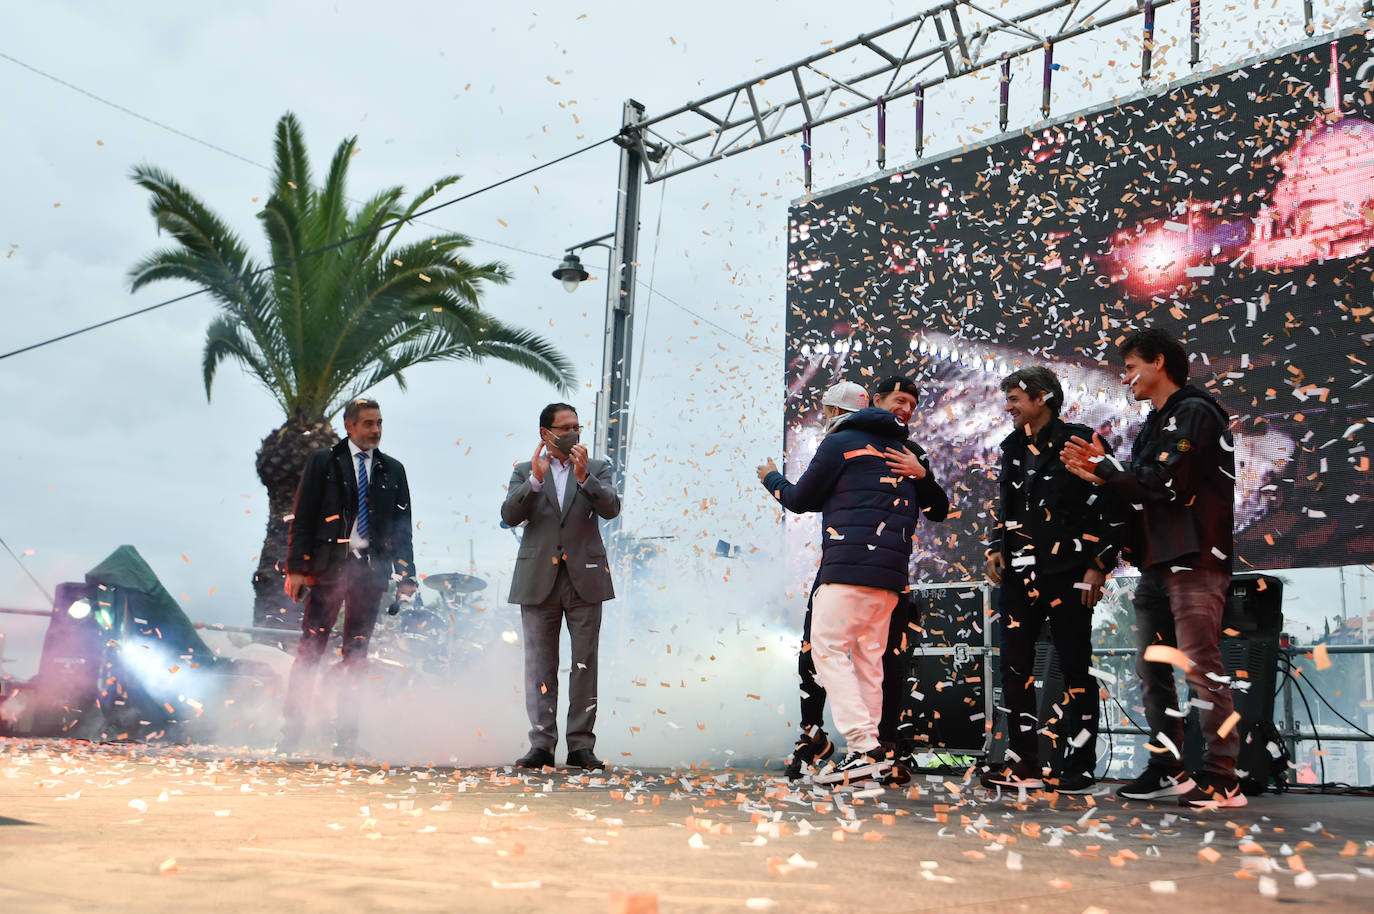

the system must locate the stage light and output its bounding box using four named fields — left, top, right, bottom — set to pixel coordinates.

left=66, top=598, right=91, bottom=620
left=551, top=252, right=590, bottom=293
left=118, top=641, right=204, bottom=705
